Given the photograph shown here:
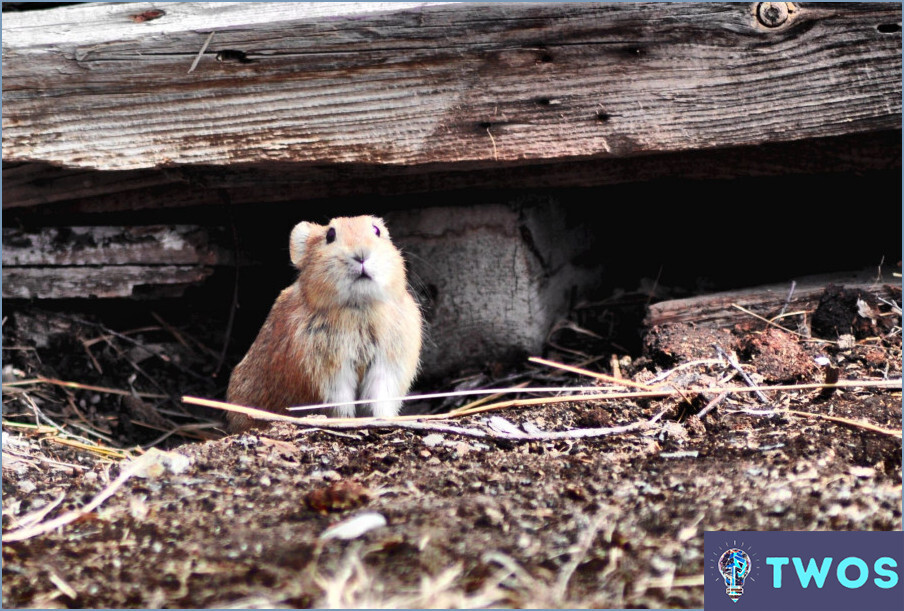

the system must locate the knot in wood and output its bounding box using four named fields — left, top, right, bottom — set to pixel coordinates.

left=756, top=2, right=790, bottom=28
